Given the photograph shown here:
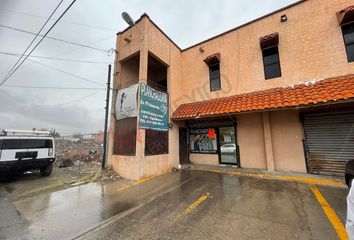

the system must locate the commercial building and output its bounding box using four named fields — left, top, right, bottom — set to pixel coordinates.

left=108, top=0, right=354, bottom=180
